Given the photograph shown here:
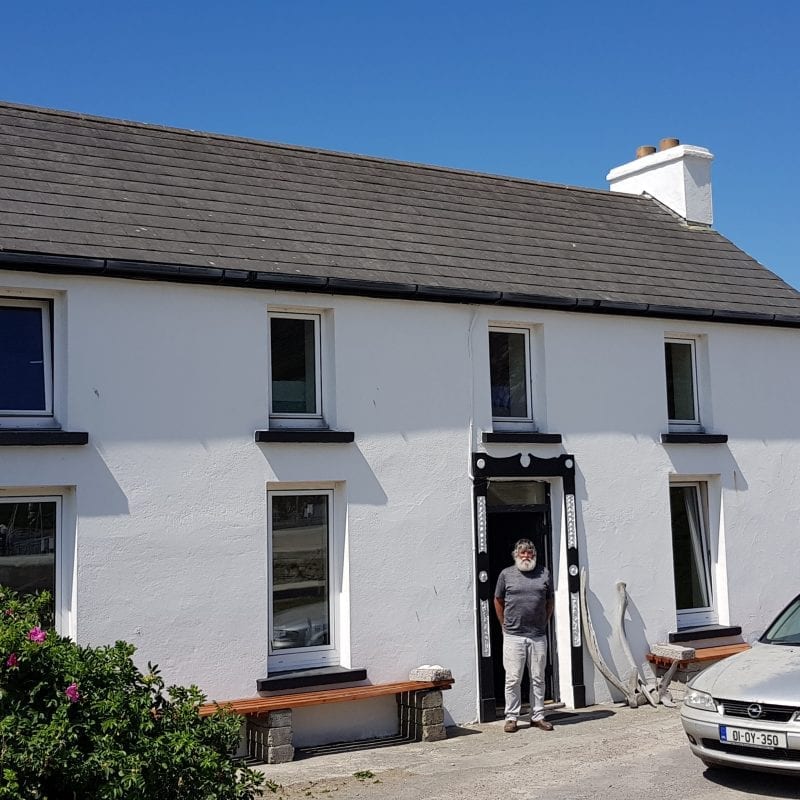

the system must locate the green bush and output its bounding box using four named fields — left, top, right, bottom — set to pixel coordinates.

left=0, top=588, right=263, bottom=799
